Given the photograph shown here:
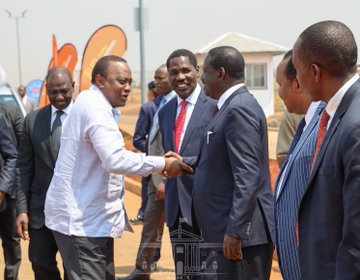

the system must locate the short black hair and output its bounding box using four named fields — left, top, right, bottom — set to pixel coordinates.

left=91, top=55, right=127, bottom=84
left=208, top=46, right=245, bottom=80
left=46, top=66, right=72, bottom=83
left=282, top=50, right=297, bottom=80
left=166, top=49, right=197, bottom=69
left=297, top=20, right=357, bottom=77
